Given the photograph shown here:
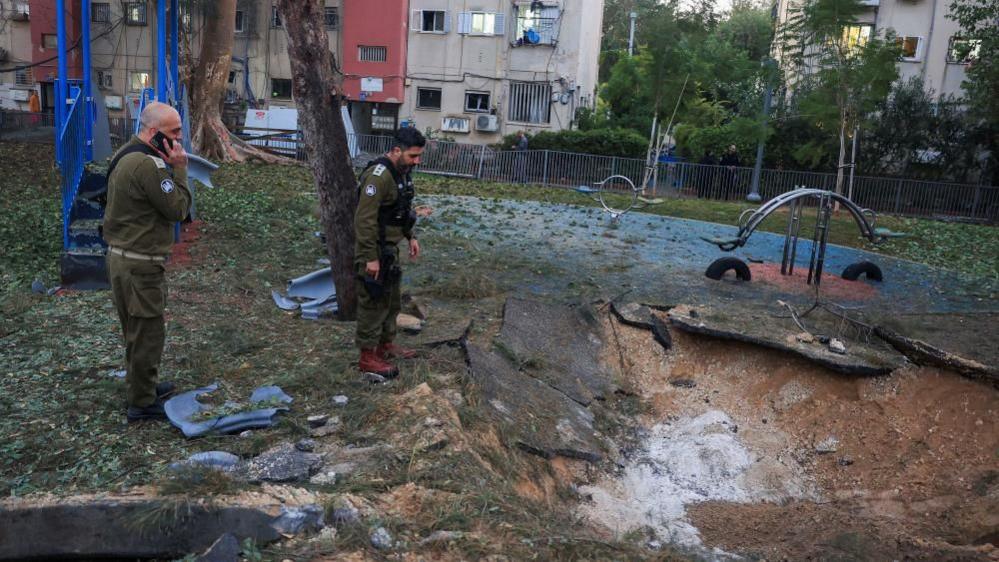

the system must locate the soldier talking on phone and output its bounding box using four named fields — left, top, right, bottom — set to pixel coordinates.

left=103, top=101, right=191, bottom=422
left=354, top=128, right=425, bottom=378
